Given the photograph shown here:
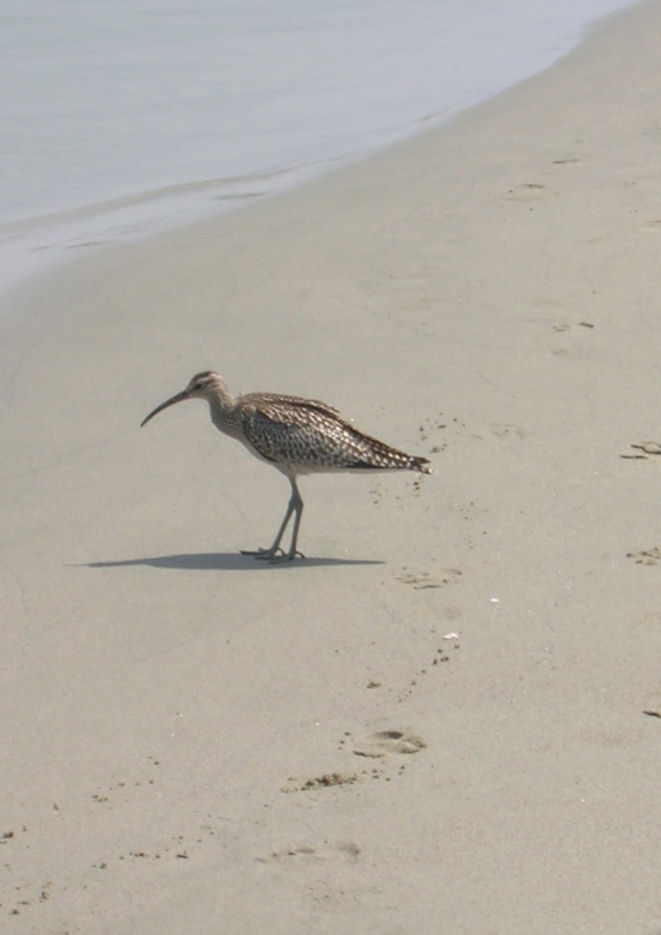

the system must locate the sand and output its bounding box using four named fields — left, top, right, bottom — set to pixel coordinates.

left=2, top=2, right=661, bottom=932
